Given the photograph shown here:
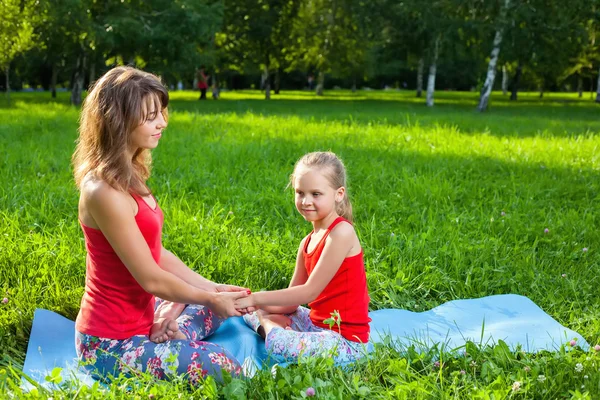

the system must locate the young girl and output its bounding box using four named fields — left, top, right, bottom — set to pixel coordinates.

left=72, top=66, right=251, bottom=384
left=236, top=152, right=371, bottom=364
